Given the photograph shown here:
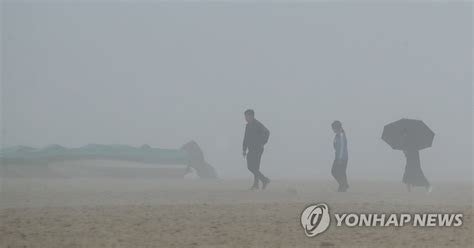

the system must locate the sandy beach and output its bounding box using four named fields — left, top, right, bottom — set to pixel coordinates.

left=1, top=174, right=472, bottom=248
